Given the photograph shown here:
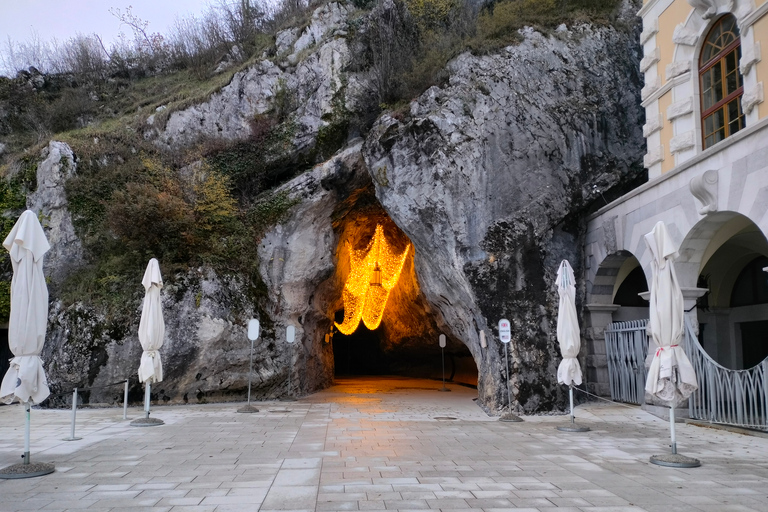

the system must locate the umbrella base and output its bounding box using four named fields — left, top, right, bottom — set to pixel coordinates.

left=649, top=453, right=701, bottom=468
left=499, top=412, right=524, bottom=422
left=130, top=417, right=164, bottom=427
left=438, top=387, right=451, bottom=392
left=0, top=462, right=55, bottom=479
left=237, top=404, right=260, bottom=413
left=556, top=424, right=590, bottom=432
left=62, top=436, right=83, bottom=441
